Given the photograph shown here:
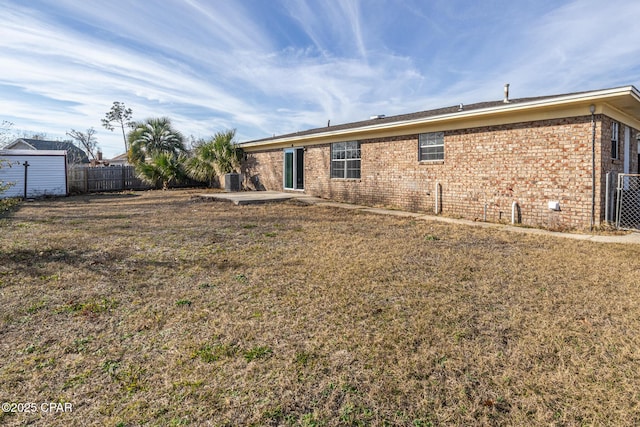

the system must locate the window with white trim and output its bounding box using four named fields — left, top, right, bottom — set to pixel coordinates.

left=611, top=121, right=619, bottom=160
left=331, top=141, right=361, bottom=179
left=419, top=132, right=444, bottom=161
